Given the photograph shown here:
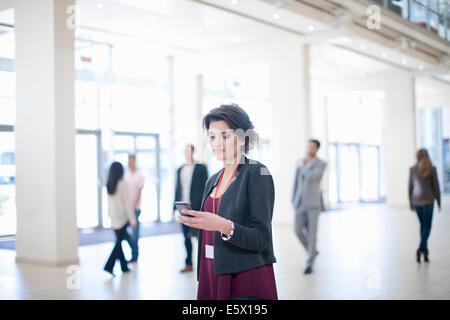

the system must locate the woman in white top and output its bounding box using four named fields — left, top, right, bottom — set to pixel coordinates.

left=104, top=162, right=137, bottom=276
